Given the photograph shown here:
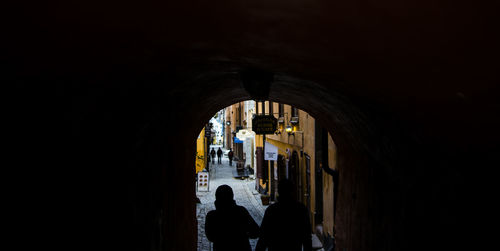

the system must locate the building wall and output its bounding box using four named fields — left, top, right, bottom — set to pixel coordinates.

left=301, top=107, right=317, bottom=228
left=243, top=101, right=256, bottom=168
left=232, top=102, right=244, bottom=159
left=225, top=102, right=255, bottom=163
left=258, top=101, right=326, bottom=229
left=233, top=100, right=337, bottom=235
left=225, top=105, right=233, bottom=149
left=195, top=128, right=206, bottom=173
left=323, top=133, right=337, bottom=236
